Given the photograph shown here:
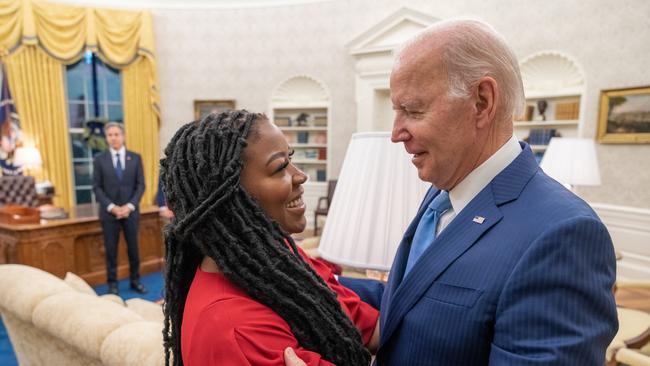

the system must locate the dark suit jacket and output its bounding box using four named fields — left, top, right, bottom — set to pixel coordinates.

left=155, top=177, right=166, bottom=207
left=92, top=149, right=145, bottom=220
left=346, top=142, right=617, bottom=365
